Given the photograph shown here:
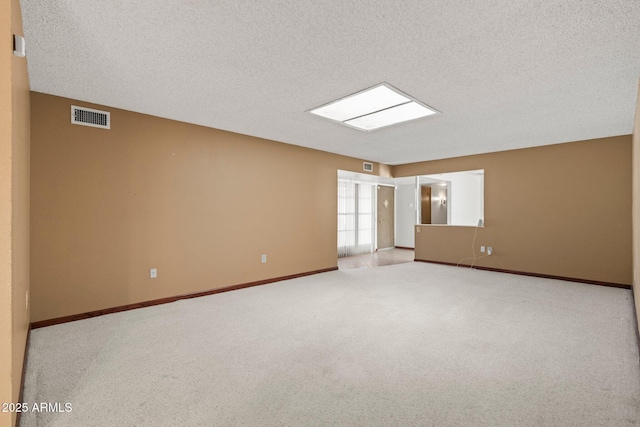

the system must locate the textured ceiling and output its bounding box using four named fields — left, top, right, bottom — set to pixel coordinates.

left=21, top=0, right=640, bottom=165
